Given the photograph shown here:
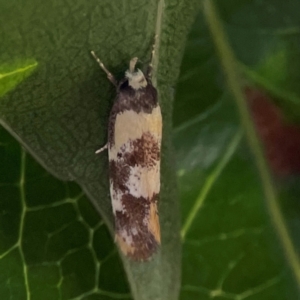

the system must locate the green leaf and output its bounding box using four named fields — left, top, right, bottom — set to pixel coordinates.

left=173, top=1, right=300, bottom=298
left=217, top=0, right=300, bottom=121
left=0, top=0, right=202, bottom=299
left=176, top=99, right=297, bottom=299
left=0, top=60, right=37, bottom=98
left=173, top=15, right=222, bottom=126
left=0, top=125, right=130, bottom=299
